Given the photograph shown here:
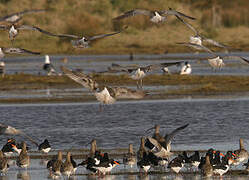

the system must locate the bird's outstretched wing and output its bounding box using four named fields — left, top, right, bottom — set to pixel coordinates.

left=240, top=57, right=249, bottom=65
left=109, top=86, right=147, bottom=99
left=61, top=66, right=98, bottom=91
left=160, top=9, right=196, bottom=20
left=88, top=31, right=122, bottom=41
left=52, top=33, right=81, bottom=39
left=0, top=123, right=39, bottom=147
left=17, top=25, right=59, bottom=36
left=164, top=124, right=189, bottom=146
left=113, top=9, right=152, bottom=21
left=174, top=14, right=198, bottom=35
left=2, top=47, right=40, bottom=55
left=176, top=42, right=214, bottom=54
left=202, top=38, right=229, bottom=49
